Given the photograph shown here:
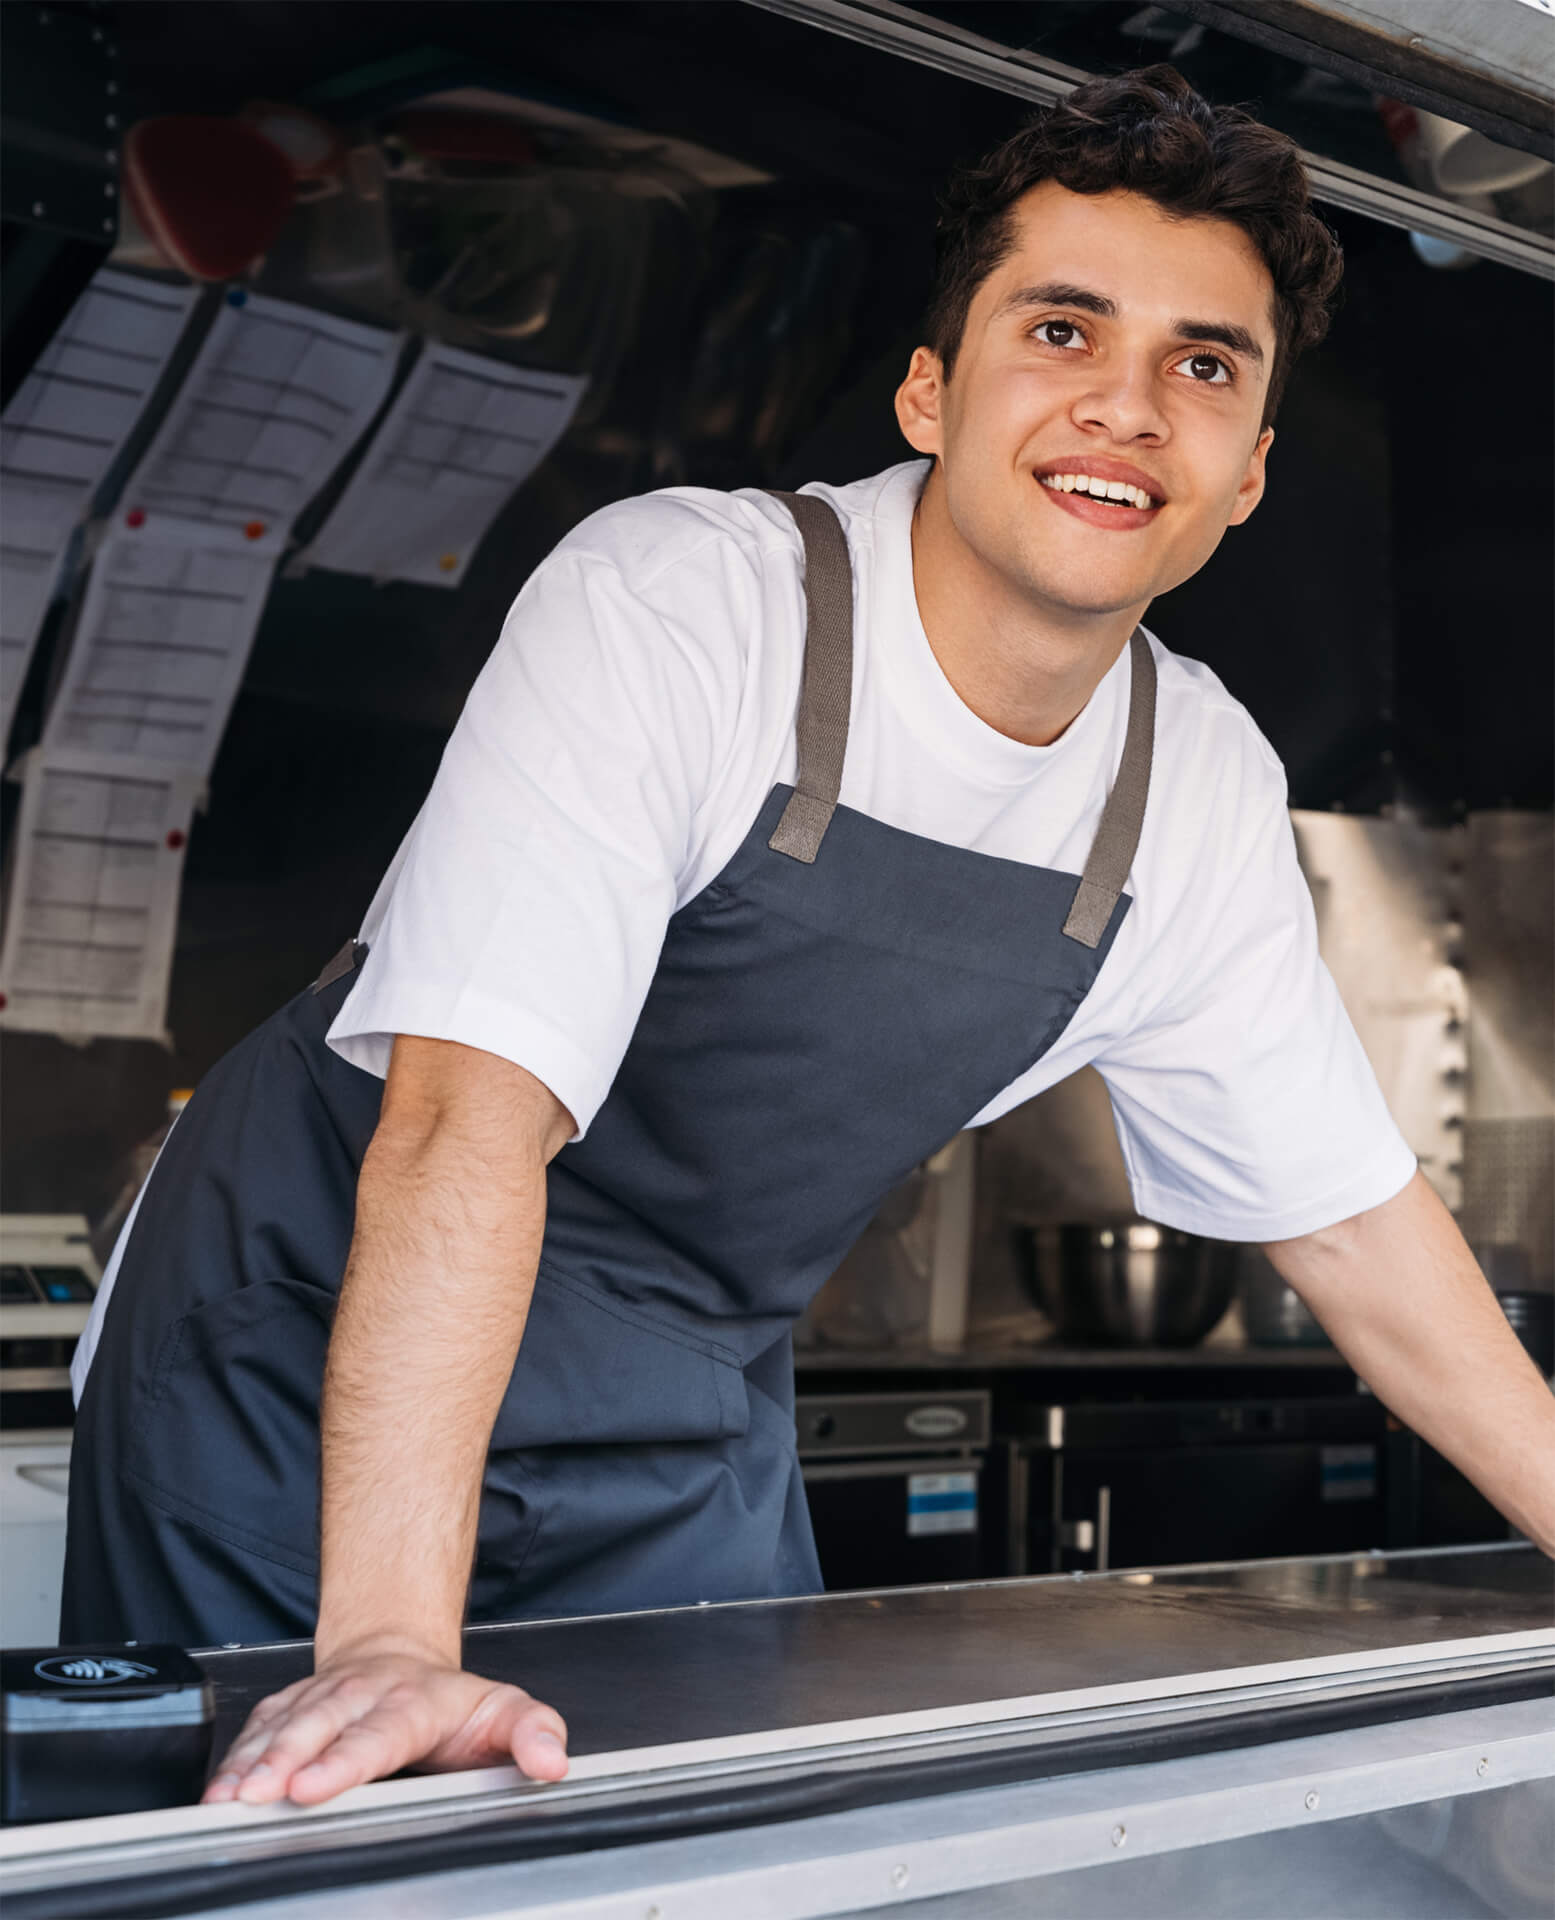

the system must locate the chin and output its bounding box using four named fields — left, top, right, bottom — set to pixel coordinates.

left=1020, top=566, right=1153, bottom=619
